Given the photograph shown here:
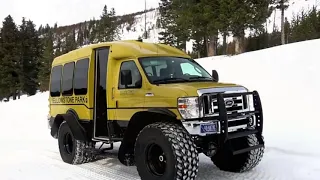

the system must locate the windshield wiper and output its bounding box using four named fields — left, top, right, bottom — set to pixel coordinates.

left=189, top=76, right=212, bottom=81
left=153, top=77, right=190, bottom=84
